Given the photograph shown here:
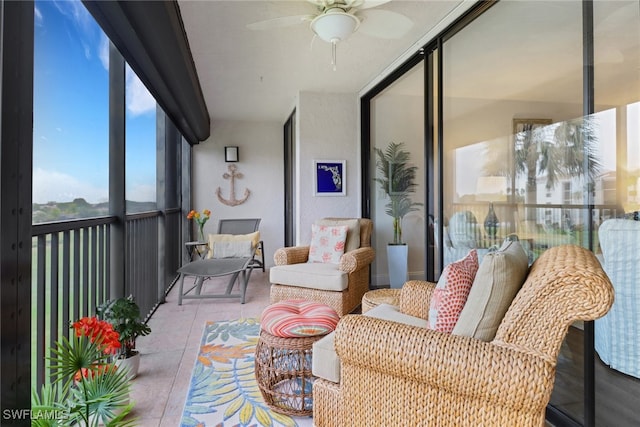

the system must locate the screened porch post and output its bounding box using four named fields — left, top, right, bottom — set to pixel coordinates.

left=109, top=42, right=126, bottom=299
